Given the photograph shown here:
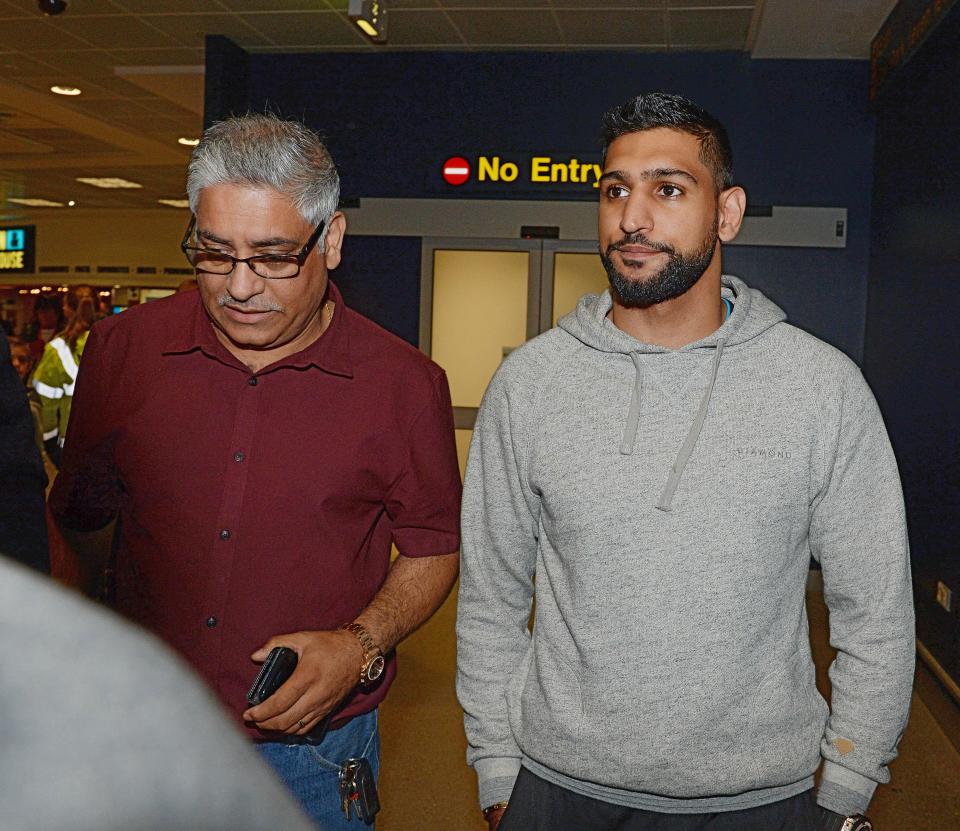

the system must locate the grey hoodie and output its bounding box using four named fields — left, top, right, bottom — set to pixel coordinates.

left=457, top=275, right=914, bottom=817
